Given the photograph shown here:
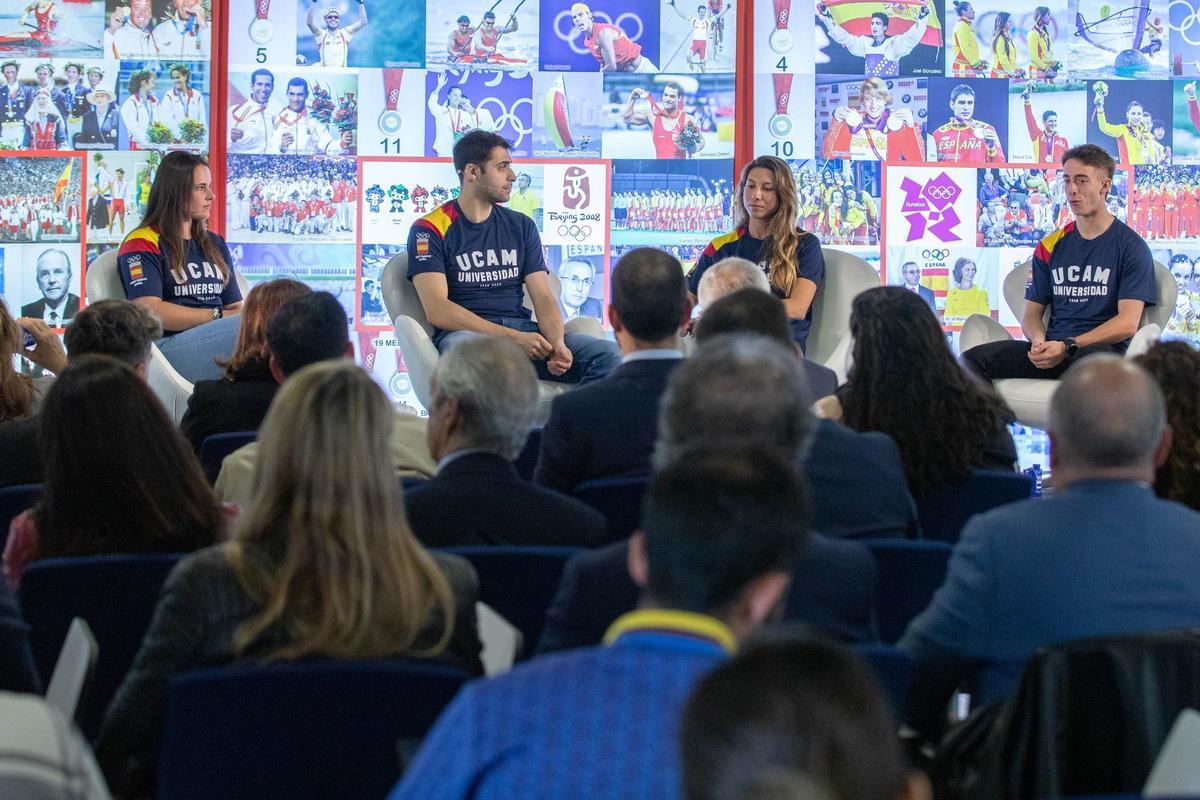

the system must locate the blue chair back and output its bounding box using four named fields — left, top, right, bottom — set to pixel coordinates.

left=916, top=469, right=1034, bottom=543
left=19, top=553, right=182, bottom=739
left=0, top=483, right=41, bottom=553
left=158, top=659, right=471, bottom=800
left=512, top=427, right=542, bottom=482
left=864, top=539, right=953, bottom=645
left=440, top=546, right=582, bottom=656
left=197, top=431, right=258, bottom=484
left=573, top=475, right=649, bottom=544
left=856, top=644, right=913, bottom=719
